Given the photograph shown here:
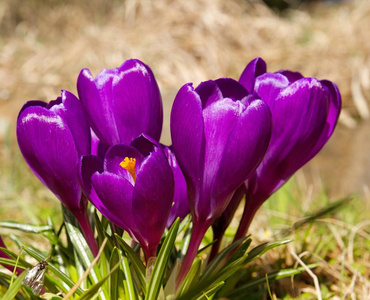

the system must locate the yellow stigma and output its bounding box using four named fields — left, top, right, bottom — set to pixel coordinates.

left=120, top=157, right=137, bottom=181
